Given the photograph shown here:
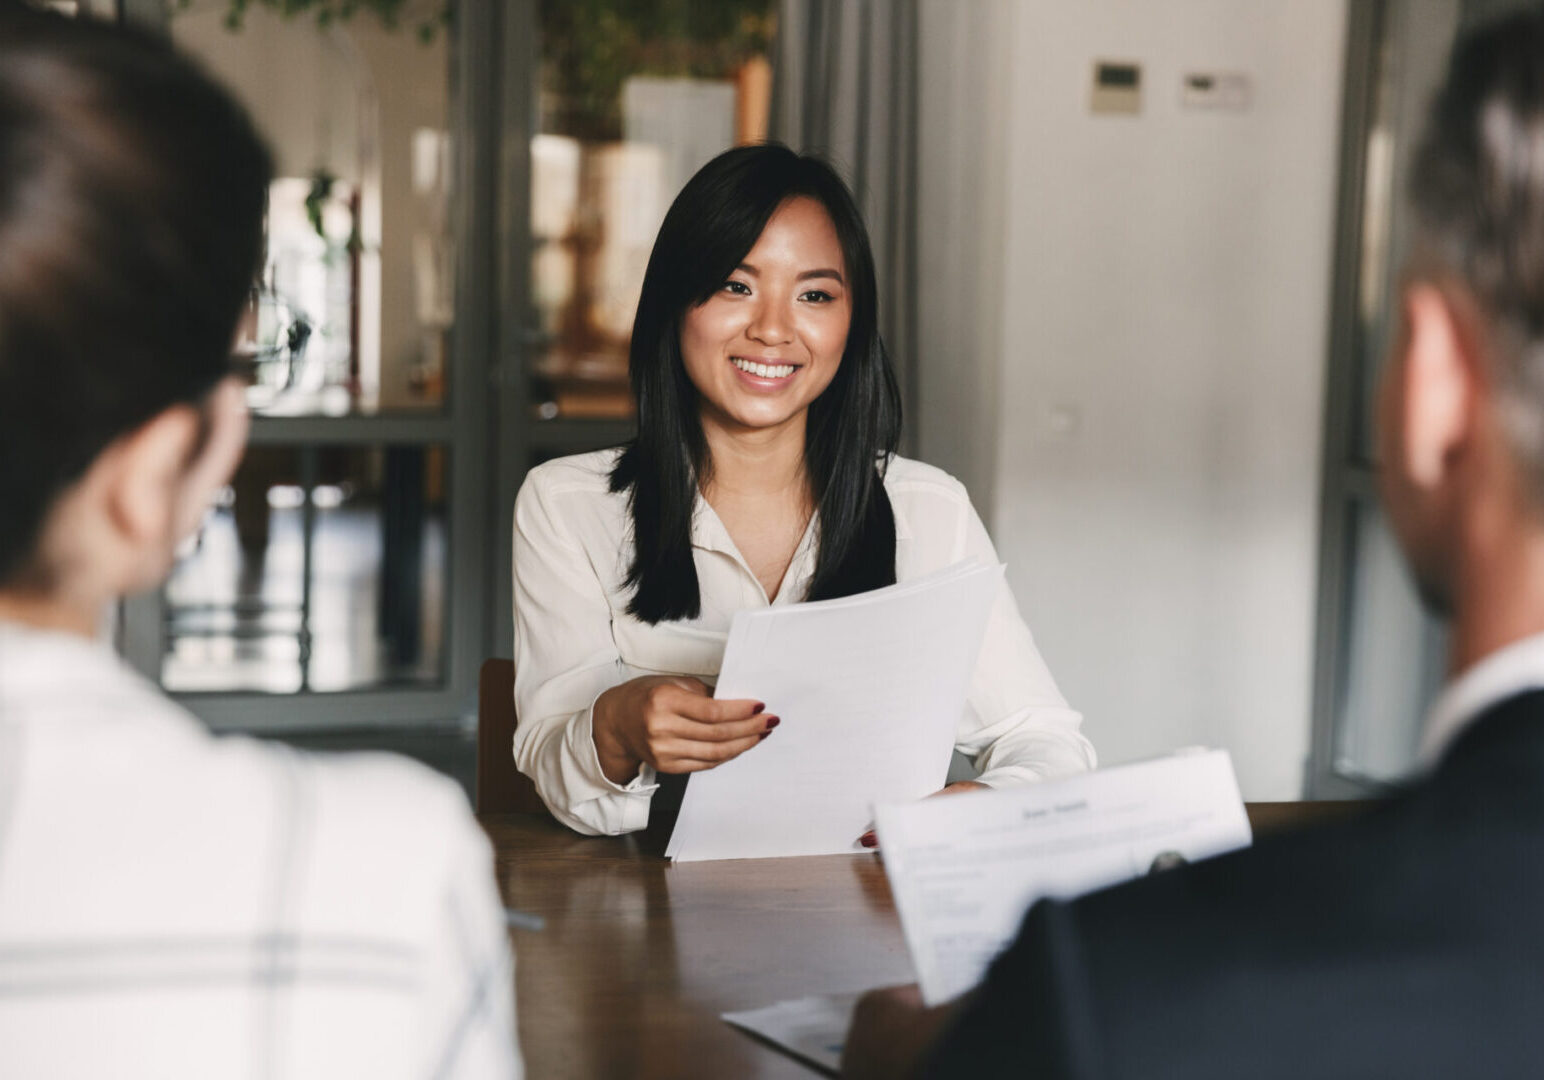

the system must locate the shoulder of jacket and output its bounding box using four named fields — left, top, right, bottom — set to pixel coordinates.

left=286, top=746, right=488, bottom=869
